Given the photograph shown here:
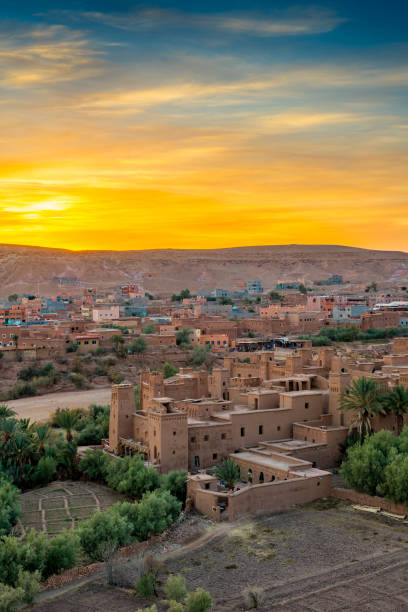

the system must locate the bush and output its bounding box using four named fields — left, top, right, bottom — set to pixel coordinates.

left=44, top=529, right=80, bottom=578
left=129, top=338, right=147, bottom=354
left=161, top=470, right=187, bottom=504
left=168, top=601, right=184, bottom=612
left=135, top=573, right=157, bottom=598
left=16, top=568, right=41, bottom=604
left=70, top=372, right=87, bottom=389
left=134, top=490, right=181, bottom=541
left=79, top=509, right=131, bottom=561
left=136, top=606, right=157, bottom=612
left=191, top=346, right=210, bottom=367
left=143, top=322, right=155, bottom=334
left=163, top=362, right=178, bottom=379
left=242, top=586, right=265, bottom=609
left=0, top=583, right=24, bottom=612
left=79, top=449, right=110, bottom=481
left=0, top=475, right=20, bottom=536
left=165, top=574, right=187, bottom=603
left=106, top=455, right=161, bottom=498
left=34, top=456, right=57, bottom=486
left=185, top=587, right=213, bottom=612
